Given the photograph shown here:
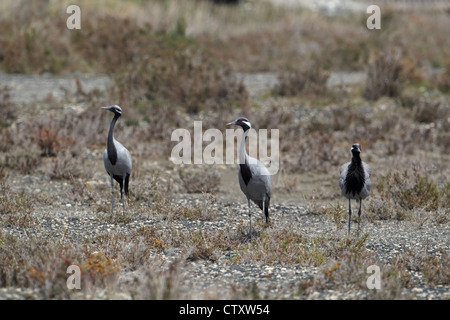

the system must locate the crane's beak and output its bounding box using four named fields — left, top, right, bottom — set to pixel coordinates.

left=101, top=106, right=109, bottom=110
left=226, top=121, right=236, bottom=126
